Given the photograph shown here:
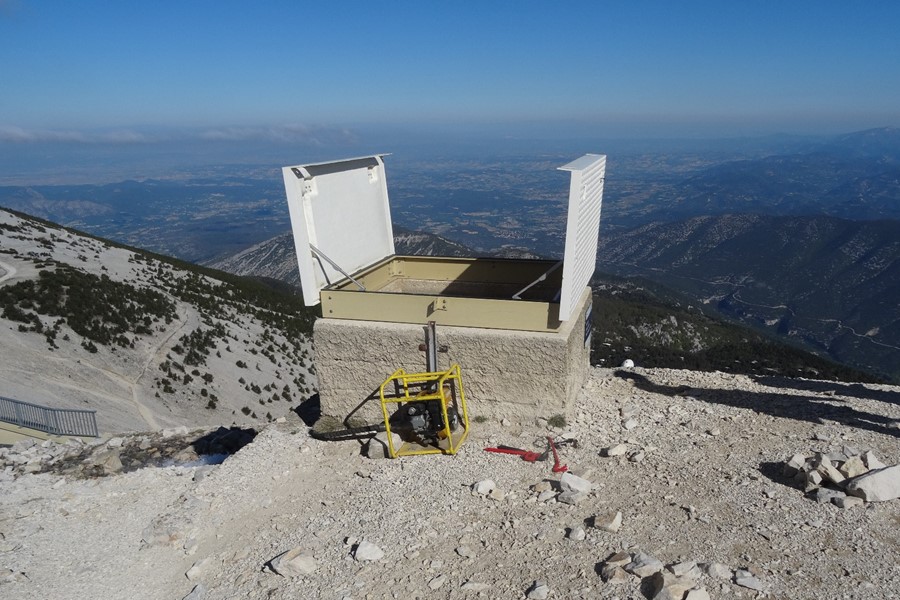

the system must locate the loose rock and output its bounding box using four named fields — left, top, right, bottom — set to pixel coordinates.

left=625, top=551, right=664, bottom=577
left=649, top=570, right=696, bottom=600
left=364, top=431, right=403, bottom=459
left=270, top=548, right=317, bottom=577
left=845, top=465, right=900, bottom=502
left=353, top=541, right=384, bottom=562
left=592, top=511, right=623, bottom=533
left=602, top=444, right=628, bottom=457
left=734, top=569, right=765, bottom=591
left=472, top=479, right=496, bottom=496
left=559, top=472, right=592, bottom=494
left=525, top=580, right=550, bottom=599
left=702, top=562, right=732, bottom=579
